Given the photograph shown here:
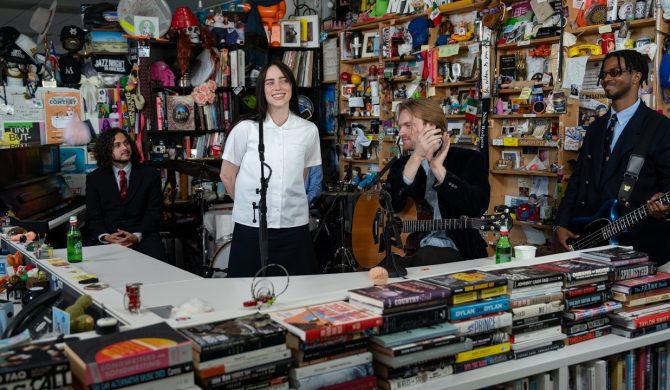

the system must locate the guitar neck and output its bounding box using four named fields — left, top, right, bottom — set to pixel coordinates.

left=402, top=218, right=471, bottom=233
left=599, top=192, right=670, bottom=242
